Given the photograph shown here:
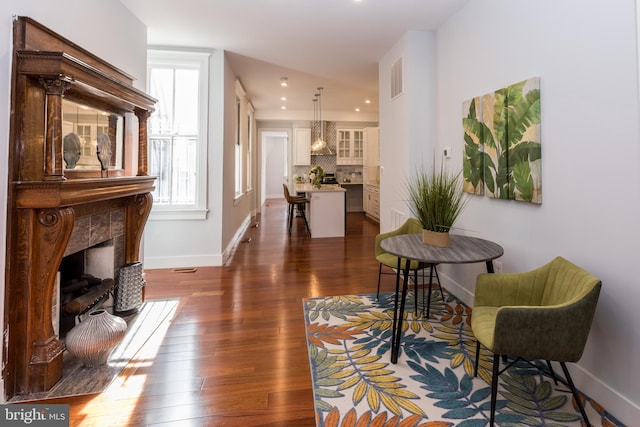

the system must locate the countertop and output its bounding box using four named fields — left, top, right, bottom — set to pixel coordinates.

left=294, top=183, right=346, bottom=193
